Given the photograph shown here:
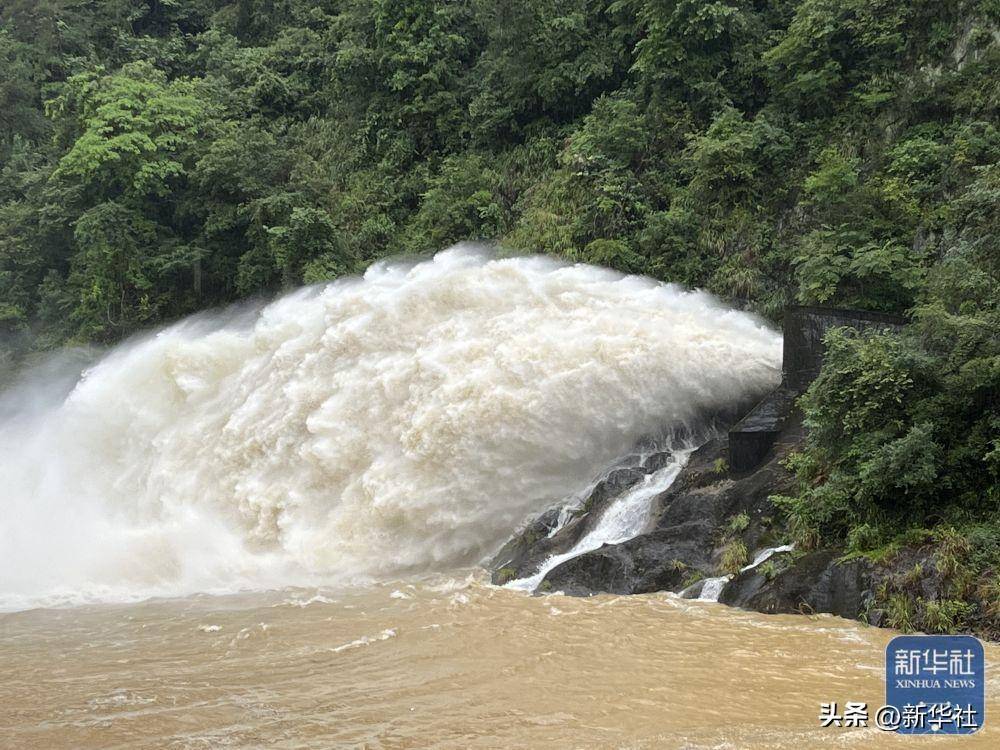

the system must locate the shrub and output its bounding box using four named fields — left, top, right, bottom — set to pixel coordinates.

left=720, top=540, right=749, bottom=575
